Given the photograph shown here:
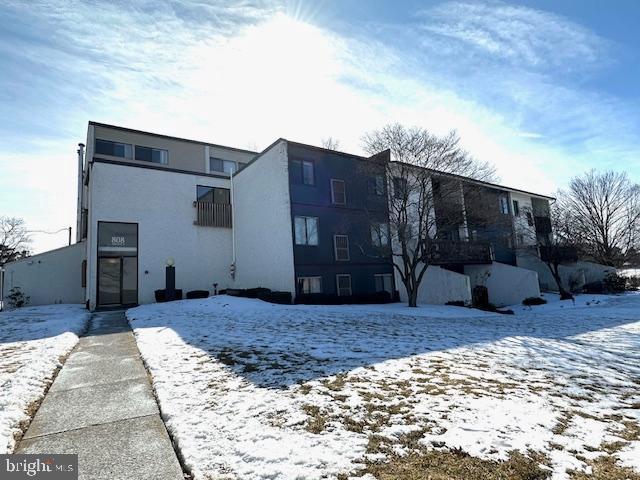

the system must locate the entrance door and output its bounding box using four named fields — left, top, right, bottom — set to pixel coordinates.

left=97, top=222, right=138, bottom=308
left=98, top=257, right=138, bottom=307
left=98, top=257, right=121, bottom=306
